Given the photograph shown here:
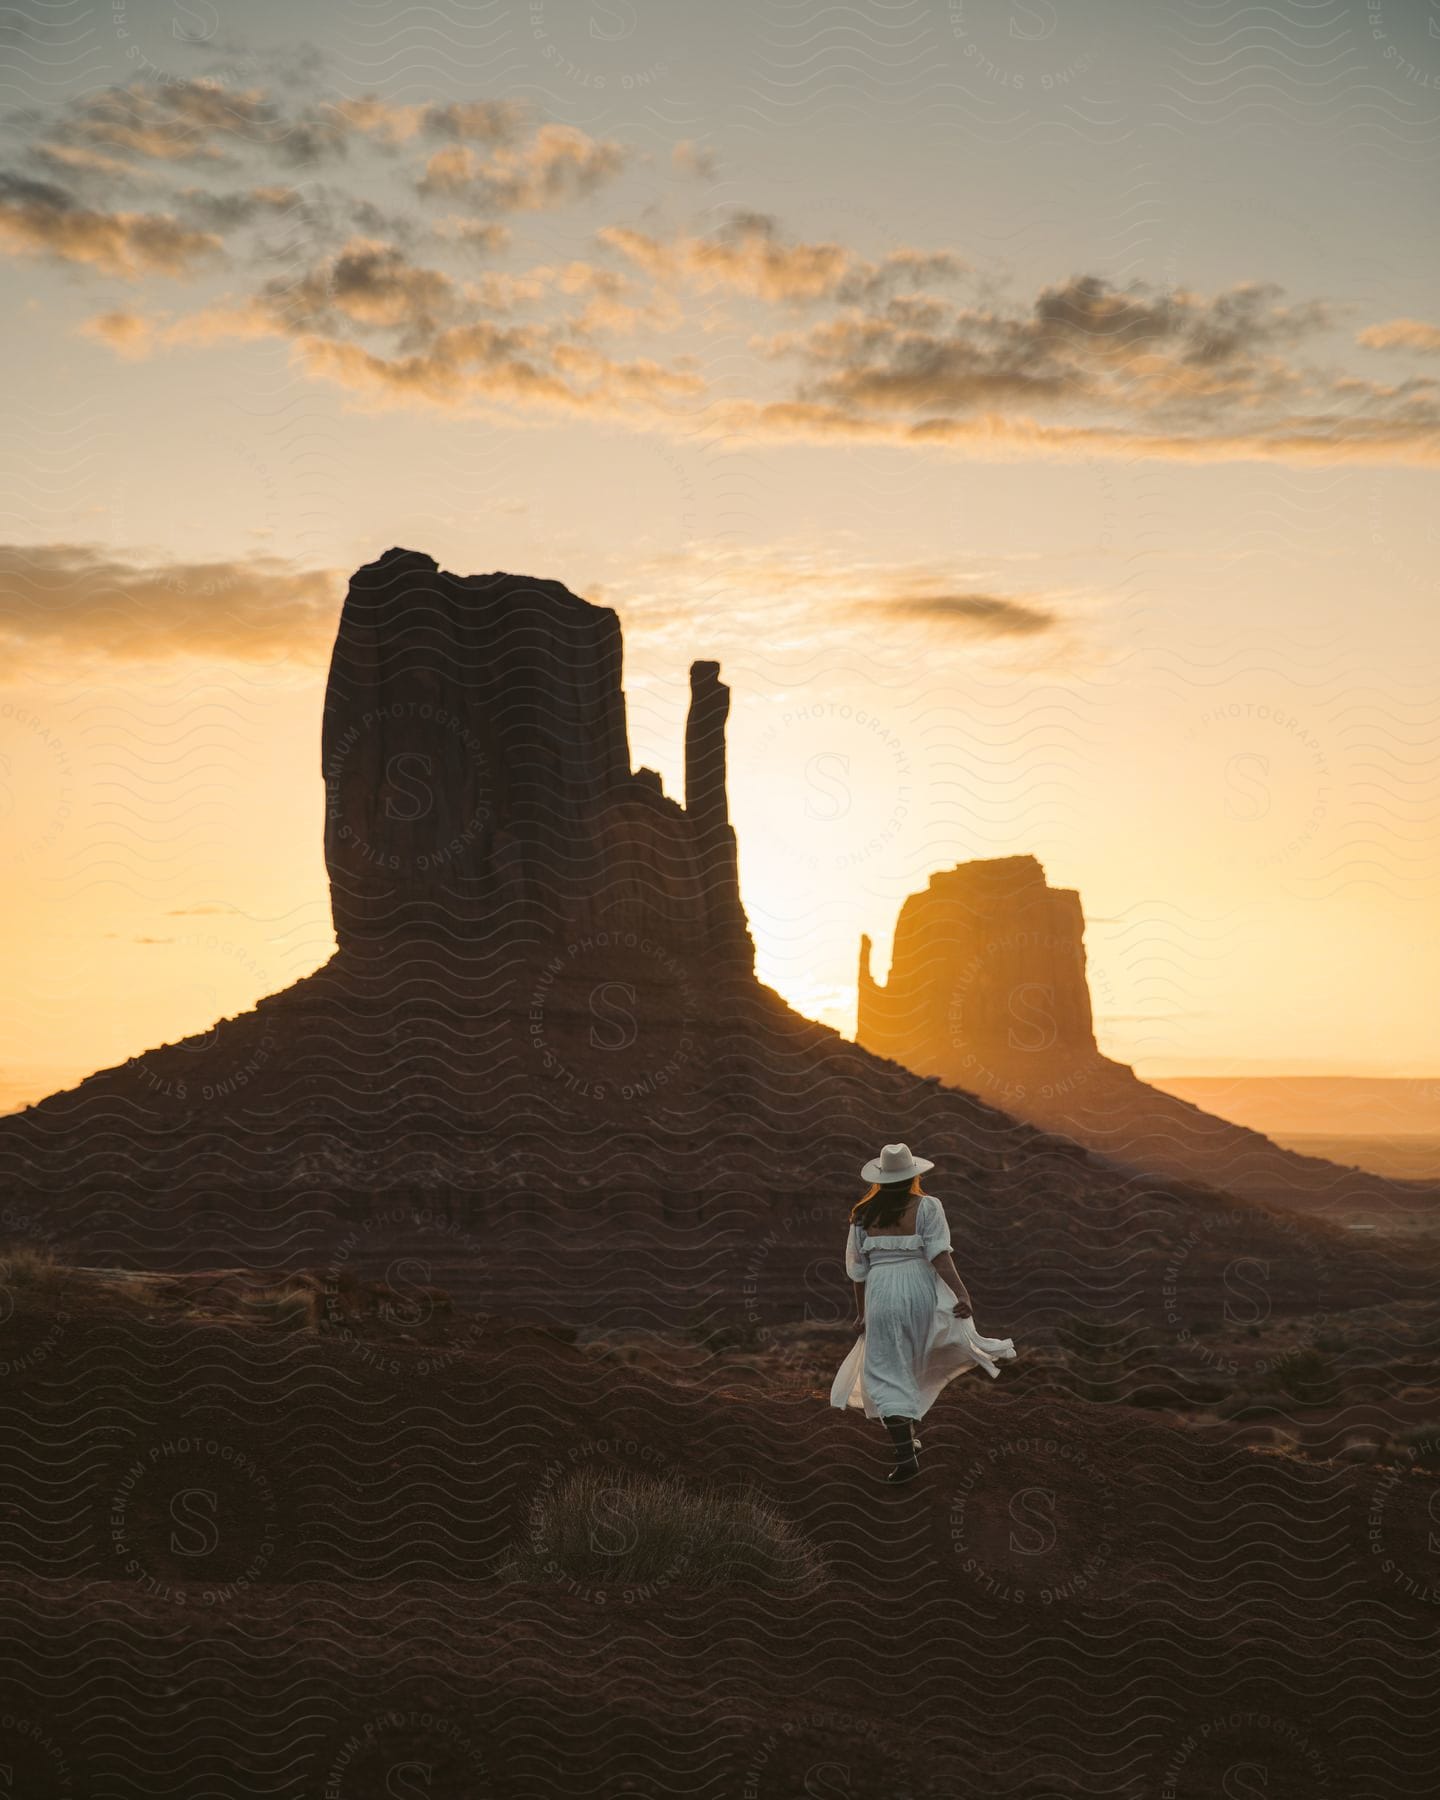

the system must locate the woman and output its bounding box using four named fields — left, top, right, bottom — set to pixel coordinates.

left=830, top=1143, right=1016, bottom=1482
